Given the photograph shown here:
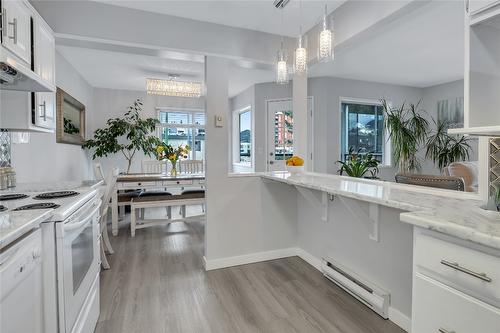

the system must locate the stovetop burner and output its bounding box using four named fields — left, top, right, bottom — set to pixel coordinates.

left=0, top=205, right=6, bottom=212
left=34, top=191, right=79, bottom=200
left=14, top=203, right=60, bottom=211
left=0, top=194, right=29, bottom=201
